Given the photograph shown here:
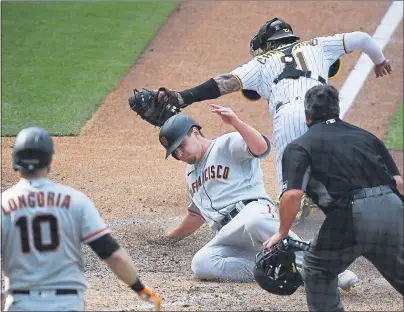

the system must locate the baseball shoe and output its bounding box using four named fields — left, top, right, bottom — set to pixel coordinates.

left=338, top=270, right=359, bottom=290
